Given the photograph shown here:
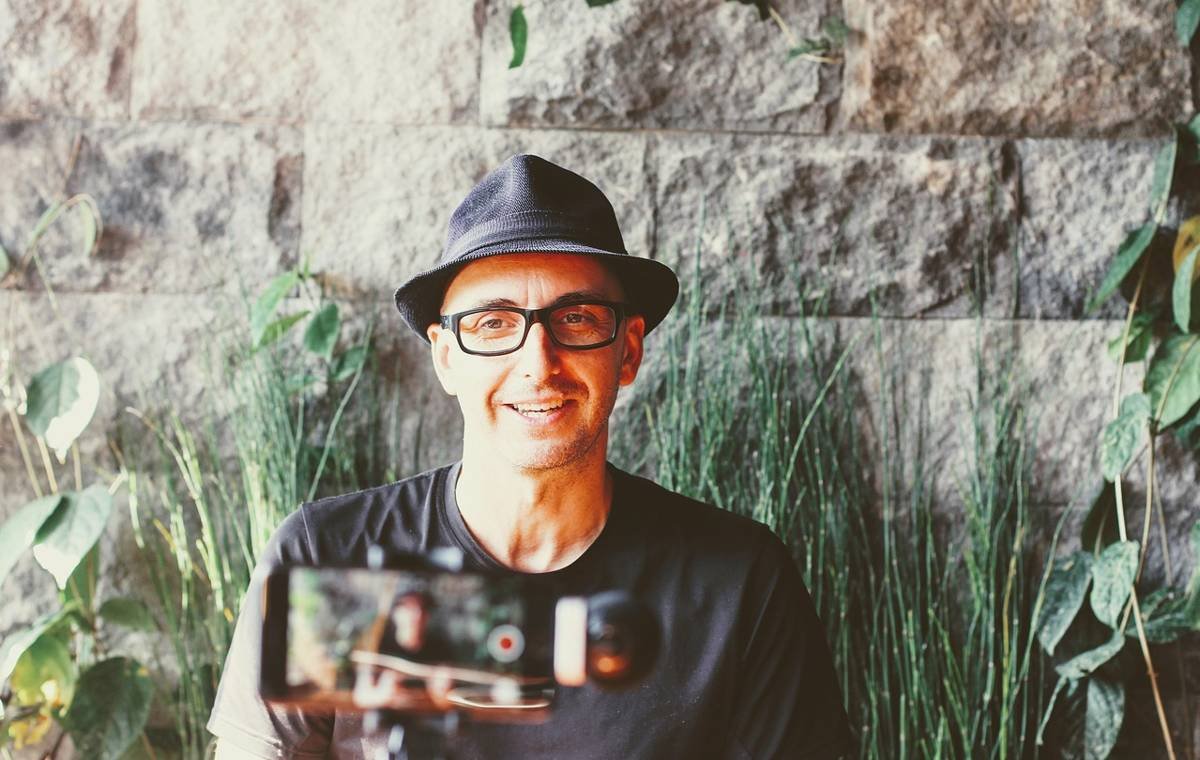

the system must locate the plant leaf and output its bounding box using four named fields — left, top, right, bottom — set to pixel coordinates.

left=32, top=485, right=113, bottom=589
left=303, top=302, right=340, bottom=360
left=1085, top=678, right=1124, bottom=760
left=1081, top=482, right=1122, bottom=553
left=1090, top=540, right=1138, bottom=628
left=1178, top=0, right=1200, bottom=46
left=331, top=345, right=368, bottom=382
left=1144, top=333, right=1200, bottom=428
left=0, top=495, right=63, bottom=590
left=63, top=657, right=153, bottom=760
left=1174, top=243, right=1200, bottom=332
left=509, top=6, right=528, bottom=69
left=10, top=632, right=75, bottom=709
left=1056, top=631, right=1125, bottom=679
left=1131, top=588, right=1191, bottom=642
left=62, top=543, right=99, bottom=614
left=77, top=201, right=99, bottom=257
left=256, top=311, right=310, bottom=349
left=1149, top=133, right=1179, bottom=224
left=24, top=357, right=101, bottom=459
left=250, top=271, right=300, bottom=345
left=1038, top=551, right=1094, bottom=655
left=98, top=598, right=155, bottom=632
left=1106, top=312, right=1155, bottom=363
left=1100, top=393, right=1151, bottom=481
left=1086, top=223, right=1156, bottom=313
left=0, top=605, right=76, bottom=687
